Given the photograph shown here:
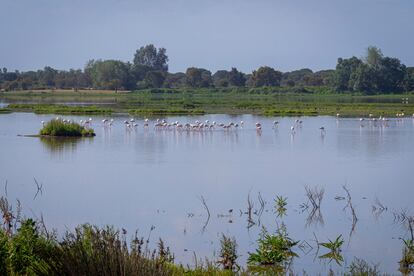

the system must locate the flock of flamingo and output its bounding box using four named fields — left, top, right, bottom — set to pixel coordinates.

left=42, top=112, right=414, bottom=136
